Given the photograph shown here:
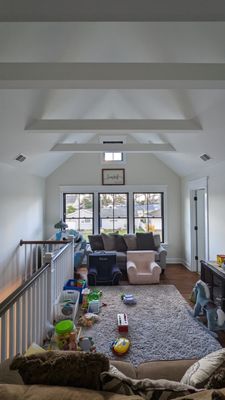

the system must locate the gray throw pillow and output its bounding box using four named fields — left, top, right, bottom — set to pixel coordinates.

left=123, top=234, right=137, bottom=250
left=88, top=235, right=104, bottom=251
left=101, top=233, right=116, bottom=251
left=136, top=232, right=157, bottom=251
left=110, top=234, right=127, bottom=252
